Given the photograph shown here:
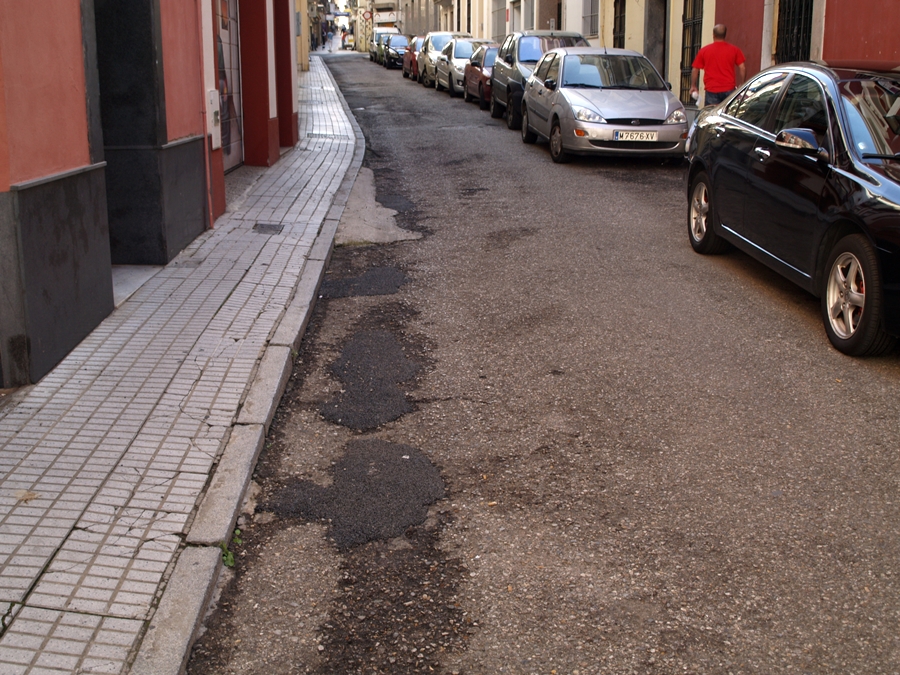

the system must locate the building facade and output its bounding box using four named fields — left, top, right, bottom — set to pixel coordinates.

left=0, top=0, right=300, bottom=387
